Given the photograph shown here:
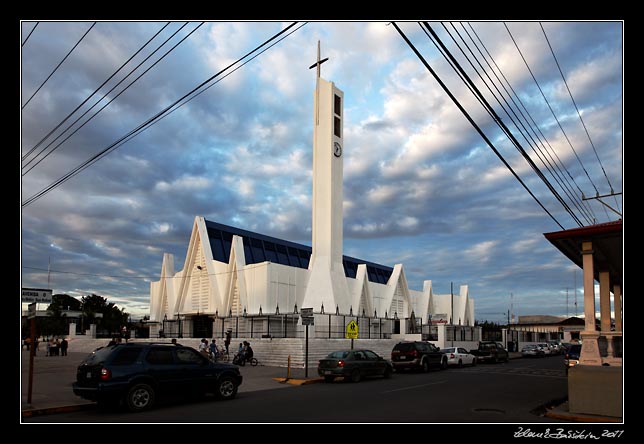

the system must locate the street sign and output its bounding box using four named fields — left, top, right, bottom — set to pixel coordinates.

left=300, top=307, right=313, bottom=317
left=22, top=288, right=53, bottom=303
left=28, top=303, right=37, bottom=319
left=301, top=307, right=314, bottom=326
left=345, top=319, right=359, bottom=339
